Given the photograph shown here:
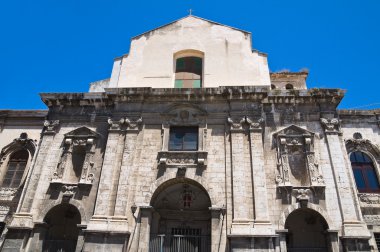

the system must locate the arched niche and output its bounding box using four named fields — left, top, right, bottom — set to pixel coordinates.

left=285, top=208, right=329, bottom=251
left=149, top=178, right=211, bottom=252
left=42, top=203, right=81, bottom=252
